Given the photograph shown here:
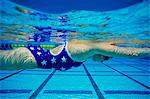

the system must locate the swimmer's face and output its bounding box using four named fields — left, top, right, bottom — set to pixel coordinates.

left=92, top=54, right=110, bottom=62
